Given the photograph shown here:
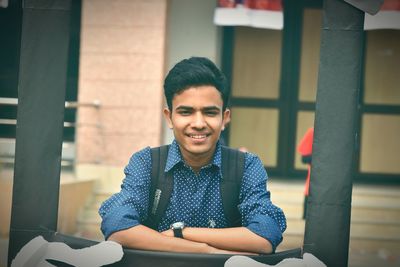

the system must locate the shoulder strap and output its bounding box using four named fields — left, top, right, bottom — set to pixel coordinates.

left=220, top=146, right=245, bottom=227
left=144, top=145, right=173, bottom=230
